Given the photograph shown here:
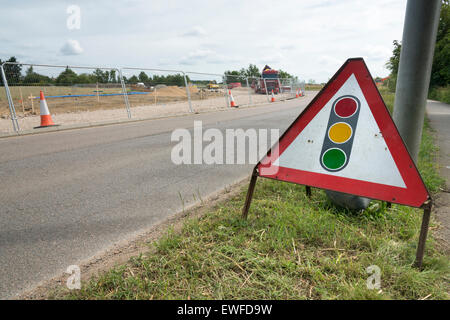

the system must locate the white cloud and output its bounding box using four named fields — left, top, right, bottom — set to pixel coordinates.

left=0, top=0, right=407, bottom=81
left=258, top=52, right=285, bottom=65
left=280, top=45, right=296, bottom=51
left=361, top=45, right=392, bottom=61
left=182, top=26, right=207, bottom=37
left=60, top=39, right=83, bottom=56
left=318, top=55, right=343, bottom=68
left=180, top=49, right=235, bottom=66
left=180, top=49, right=214, bottom=65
